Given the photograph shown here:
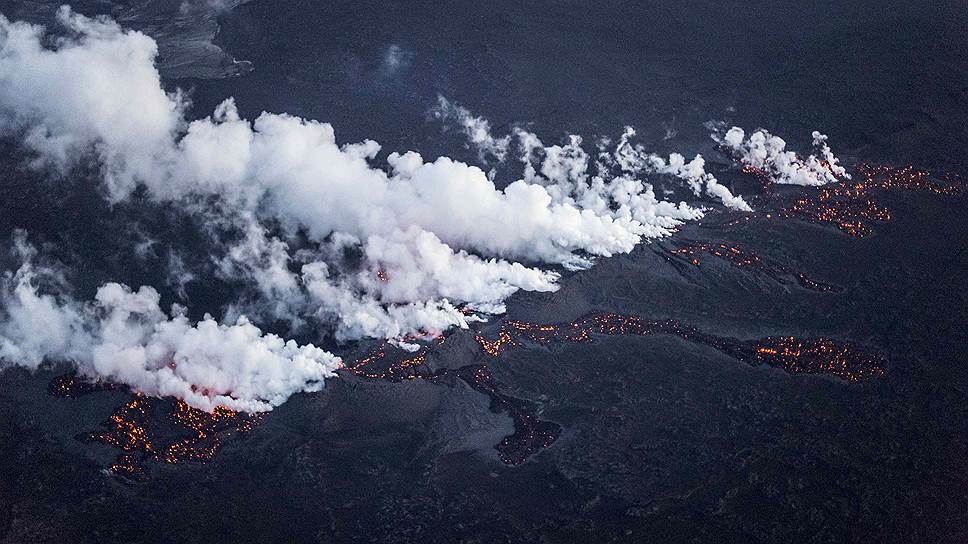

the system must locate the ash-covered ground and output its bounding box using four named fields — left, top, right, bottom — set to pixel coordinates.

left=1, top=1, right=968, bottom=543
